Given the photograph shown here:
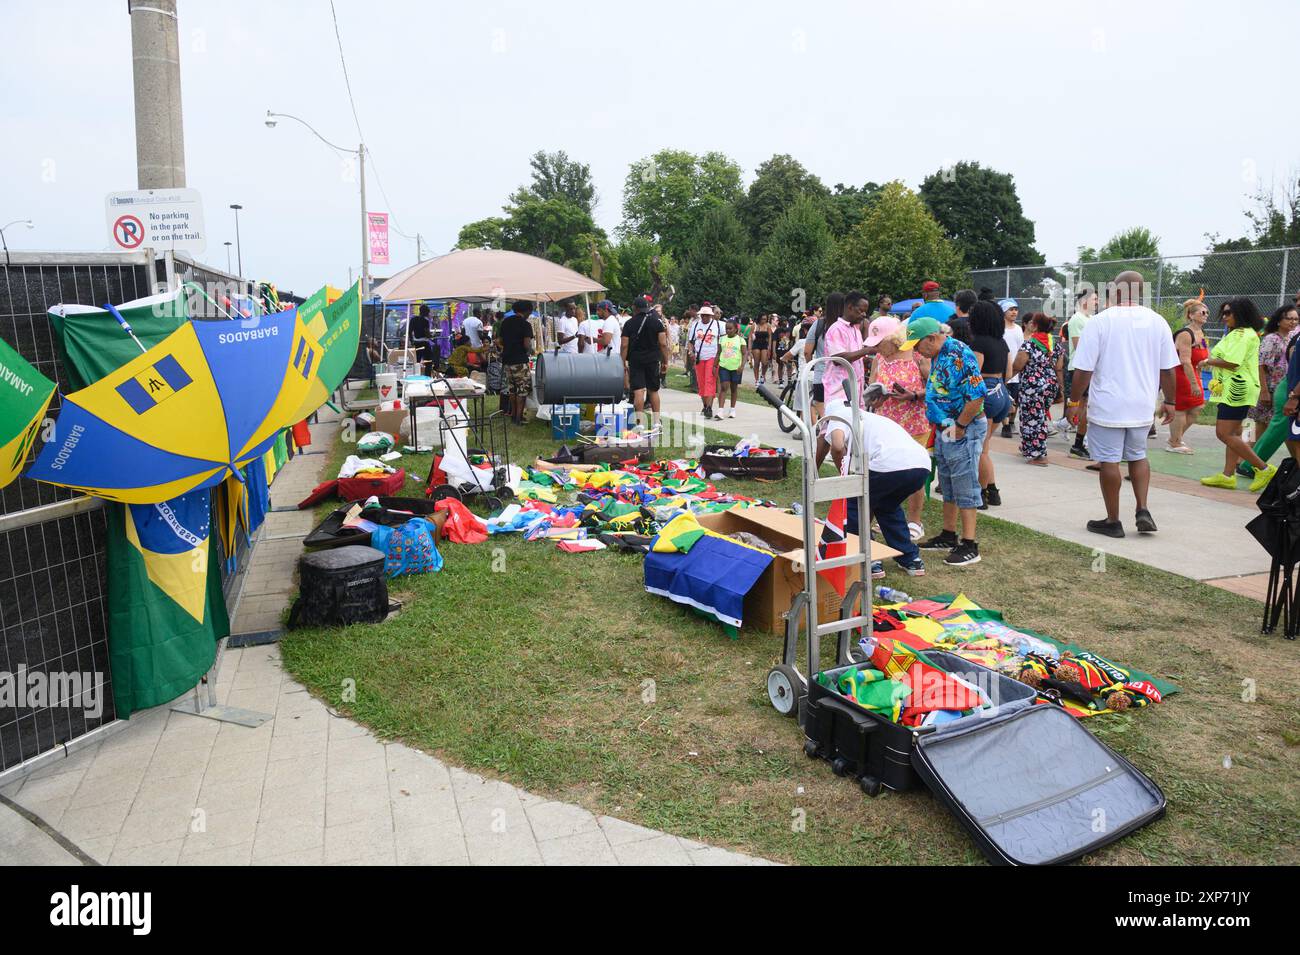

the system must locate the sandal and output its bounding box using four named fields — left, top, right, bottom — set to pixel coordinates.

left=1164, top=444, right=1193, bottom=454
